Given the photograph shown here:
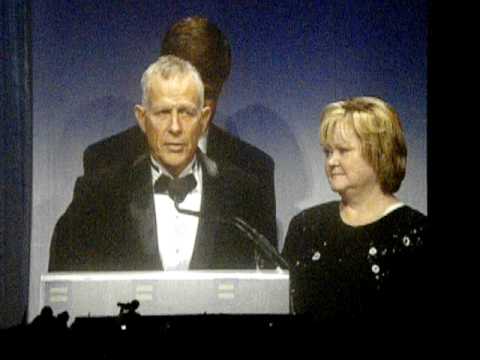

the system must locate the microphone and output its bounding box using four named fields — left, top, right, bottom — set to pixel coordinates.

left=174, top=201, right=289, bottom=270
left=229, top=214, right=290, bottom=270
left=179, top=150, right=288, bottom=269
